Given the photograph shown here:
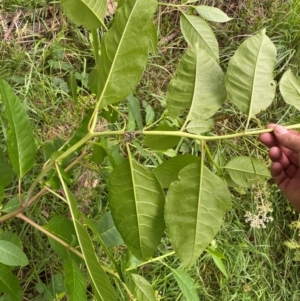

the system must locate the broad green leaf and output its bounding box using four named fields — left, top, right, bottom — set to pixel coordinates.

left=61, top=0, right=106, bottom=30
left=224, top=156, right=271, bottom=187
left=0, top=263, right=22, bottom=301
left=57, top=168, right=117, bottom=301
left=97, top=0, right=157, bottom=108
left=153, top=155, right=199, bottom=189
left=171, top=268, right=199, bottom=301
left=64, top=258, right=87, bottom=301
left=145, top=104, right=155, bottom=126
left=206, top=246, right=228, bottom=279
left=225, top=29, right=277, bottom=117
left=108, top=159, right=165, bottom=261
left=279, top=69, right=300, bottom=110
left=166, top=46, right=226, bottom=119
left=143, top=125, right=181, bottom=150
left=130, top=274, right=157, bottom=301
left=0, top=231, right=22, bottom=249
left=44, top=215, right=81, bottom=264
left=194, top=5, right=233, bottom=23
left=127, top=93, right=143, bottom=130
left=1, top=196, right=21, bottom=213
left=180, top=13, right=219, bottom=61
left=97, top=211, right=124, bottom=247
left=0, top=79, right=36, bottom=178
left=0, top=151, right=14, bottom=187
left=186, top=119, right=214, bottom=134
left=165, top=162, right=231, bottom=269
left=148, top=22, right=158, bottom=54
left=0, top=240, right=28, bottom=267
